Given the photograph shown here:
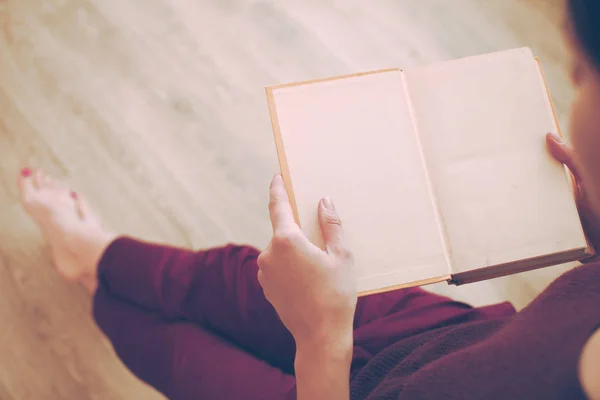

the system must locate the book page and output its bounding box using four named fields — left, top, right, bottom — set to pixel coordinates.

left=268, top=70, right=450, bottom=293
left=403, top=48, right=587, bottom=274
